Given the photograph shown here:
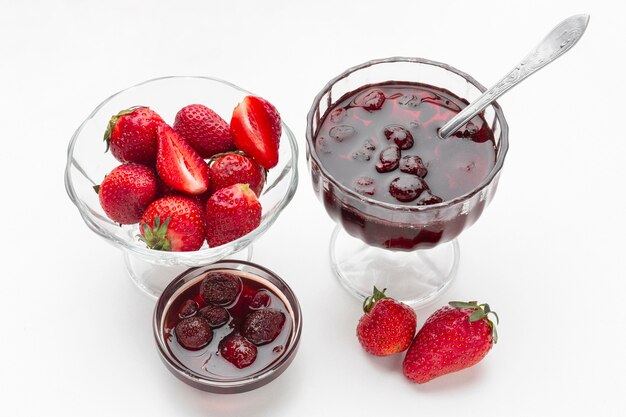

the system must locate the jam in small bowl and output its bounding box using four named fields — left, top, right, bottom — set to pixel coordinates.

left=153, top=260, right=302, bottom=393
